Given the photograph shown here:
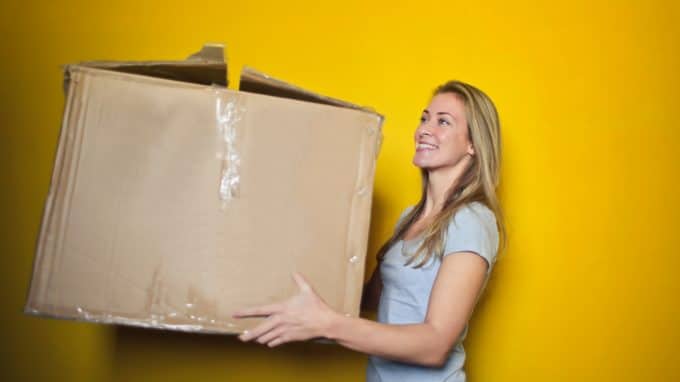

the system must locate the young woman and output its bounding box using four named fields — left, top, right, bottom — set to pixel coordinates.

left=234, top=80, right=504, bottom=382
